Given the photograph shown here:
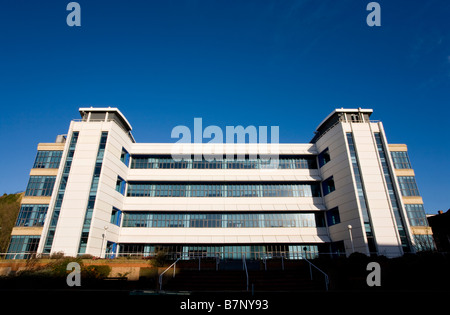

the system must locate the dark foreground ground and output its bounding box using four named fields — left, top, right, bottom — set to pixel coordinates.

left=1, top=252, right=449, bottom=312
